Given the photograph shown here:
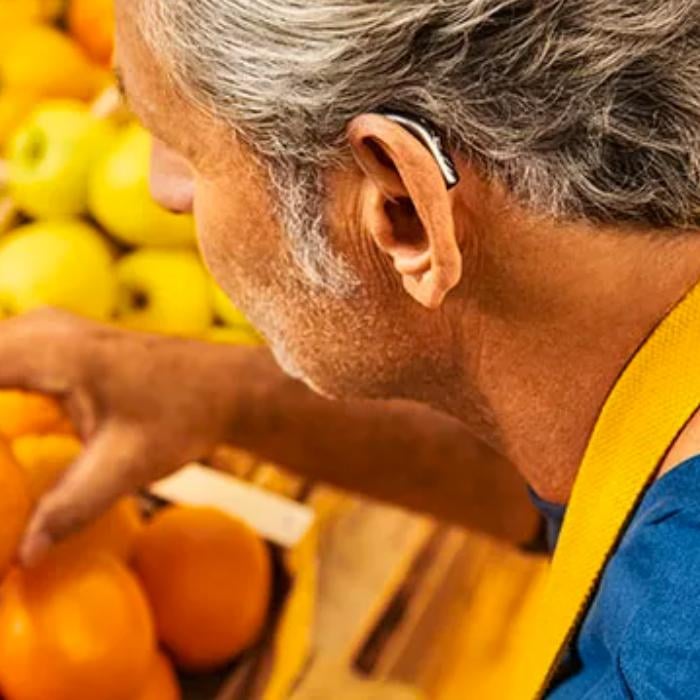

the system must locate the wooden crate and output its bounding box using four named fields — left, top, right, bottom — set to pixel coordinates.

left=153, top=467, right=546, bottom=700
